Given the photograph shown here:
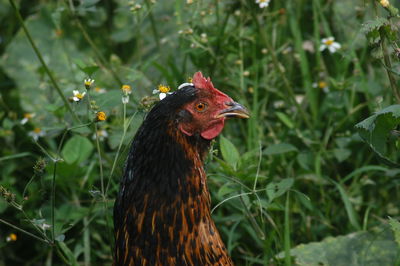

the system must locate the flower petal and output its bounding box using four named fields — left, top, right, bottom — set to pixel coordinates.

left=328, top=46, right=337, bottom=53
left=159, top=93, right=166, bottom=100
left=332, top=42, right=341, bottom=49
